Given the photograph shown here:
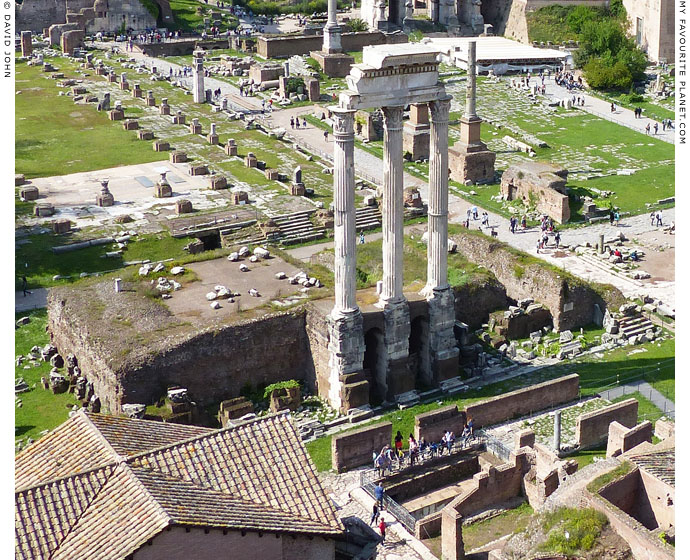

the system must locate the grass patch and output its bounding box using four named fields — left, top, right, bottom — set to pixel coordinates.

left=611, top=391, right=667, bottom=425
left=586, top=461, right=634, bottom=493
left=15, top=309, right=81, bottom=446
left=463, top=502, right=534, bottom=550
left=15, top=59, right=167, bottom=178
left=539, top=507, right=608, bottom=555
